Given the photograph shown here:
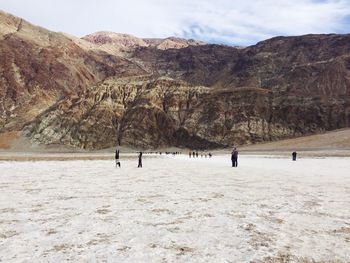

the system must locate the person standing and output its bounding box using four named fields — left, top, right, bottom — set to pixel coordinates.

left=138, top=151, right=143, bottom=168
left=292, top=151, right=297, bottom=161
left=115, top=148, right=121, bottom=168
left=231, top=147, right=238, bottom=167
